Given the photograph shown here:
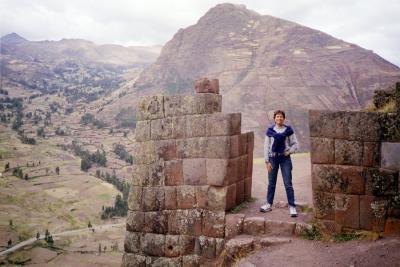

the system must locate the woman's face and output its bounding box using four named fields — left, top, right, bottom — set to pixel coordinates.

left=274, top=114, right=285, bottom=126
